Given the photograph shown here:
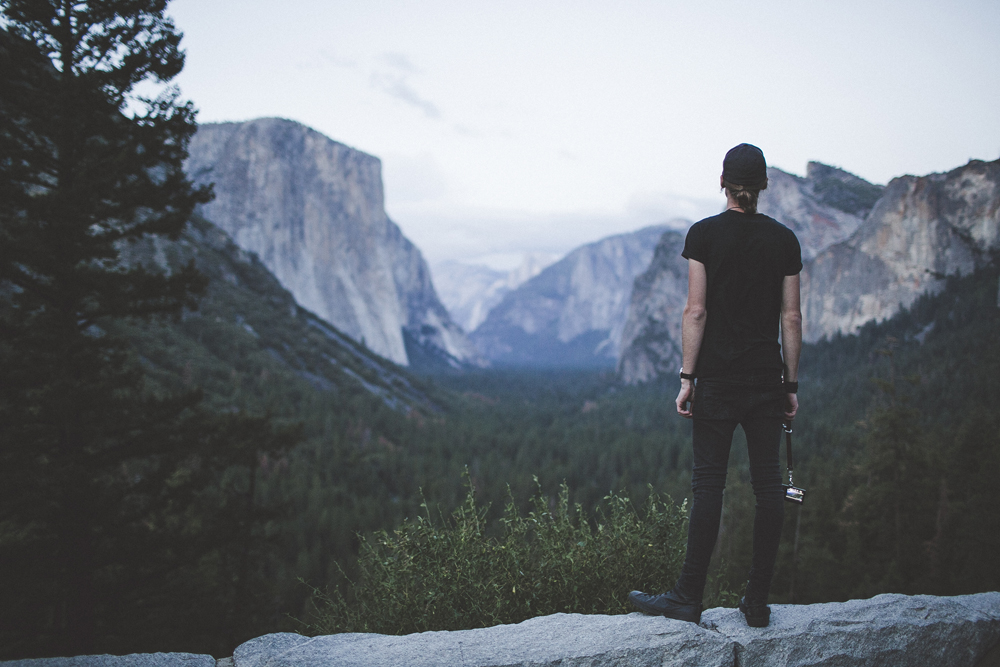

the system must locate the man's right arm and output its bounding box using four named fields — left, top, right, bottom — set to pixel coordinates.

left=676, top=260, right=707, bottom=418
left=781, top=273, right=802, bottom=420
